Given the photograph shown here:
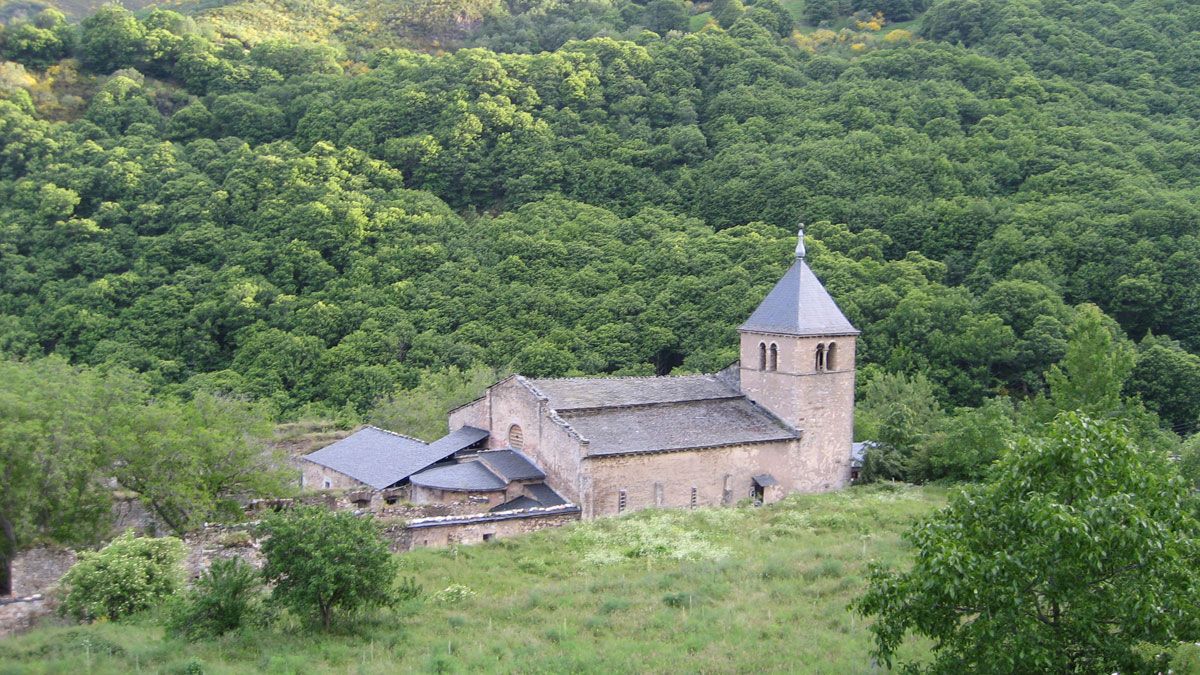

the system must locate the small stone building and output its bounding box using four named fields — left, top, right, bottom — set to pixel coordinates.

left=301, top=229, right=858, bottom=524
